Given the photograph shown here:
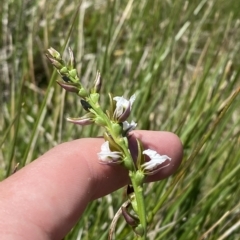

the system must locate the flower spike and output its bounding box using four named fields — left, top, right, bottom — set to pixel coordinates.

left=46, top=46, right=169, bottom=239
